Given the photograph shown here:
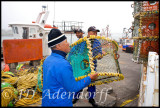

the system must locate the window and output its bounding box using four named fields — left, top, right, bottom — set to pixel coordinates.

left=122, top=39, right=125, bottom=43
left=30, top=28, right=36, bottom=34
left=126, top=40, right=131, bottom=43
left=148, top=23, right=156, bottom=30
left=15, top=27, right=19, bottom=34
left=12, top=27, right=15, bottom=34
